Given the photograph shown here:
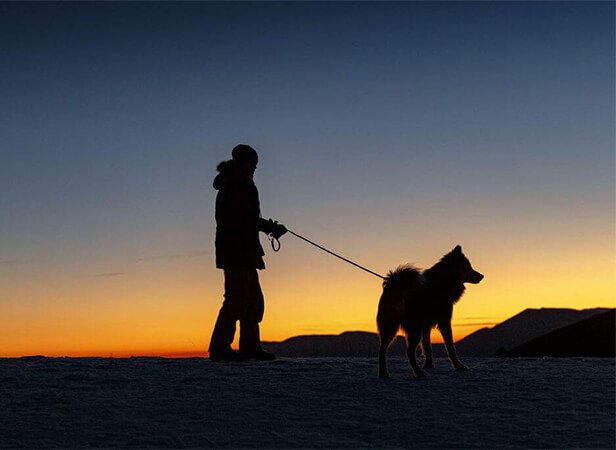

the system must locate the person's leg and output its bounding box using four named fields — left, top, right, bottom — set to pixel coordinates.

left=209, top=269, right=248, bottom=359
left=239, top=320, right=261, bottom=354
left=239, top=270, right=274, bottom=360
